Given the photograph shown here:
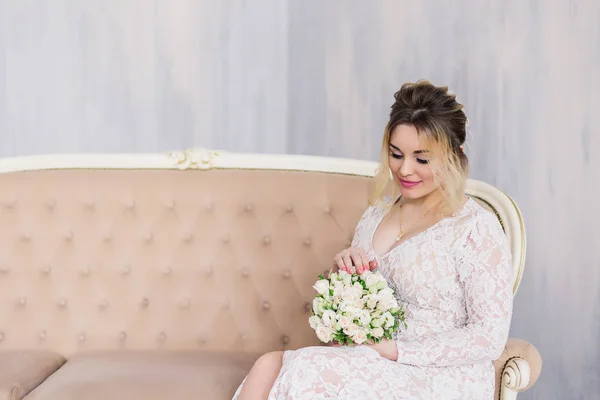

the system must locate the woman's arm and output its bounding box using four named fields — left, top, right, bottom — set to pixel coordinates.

left=392, top=213, right=514, bottom=367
